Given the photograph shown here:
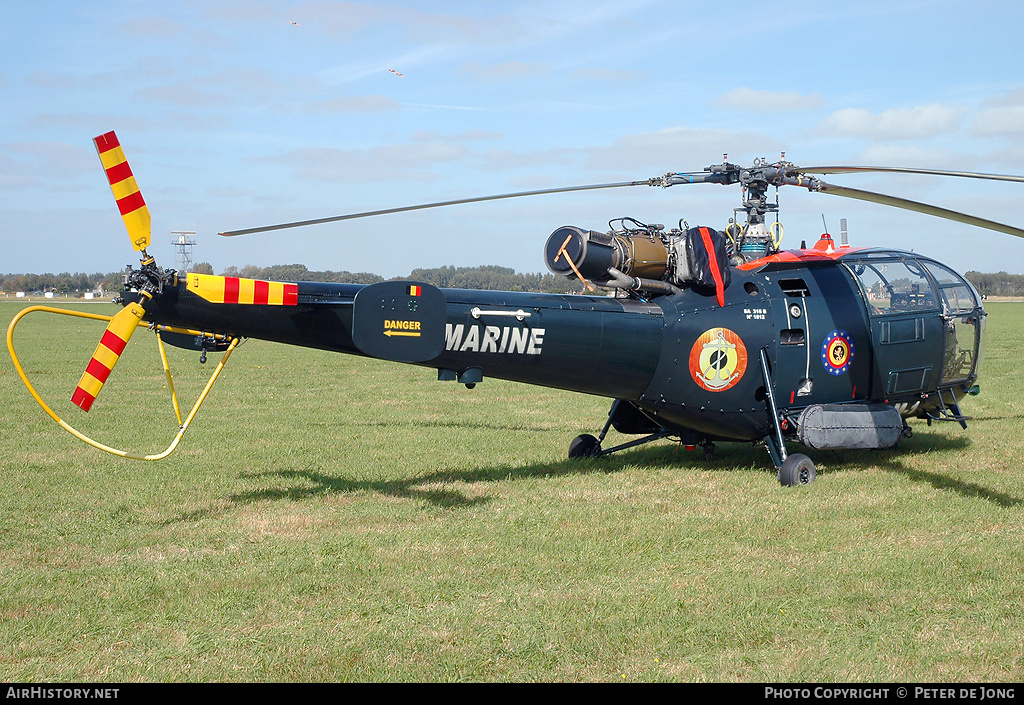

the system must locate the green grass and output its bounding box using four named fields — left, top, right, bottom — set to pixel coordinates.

left=1, top=300, right=1023, bottom=682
